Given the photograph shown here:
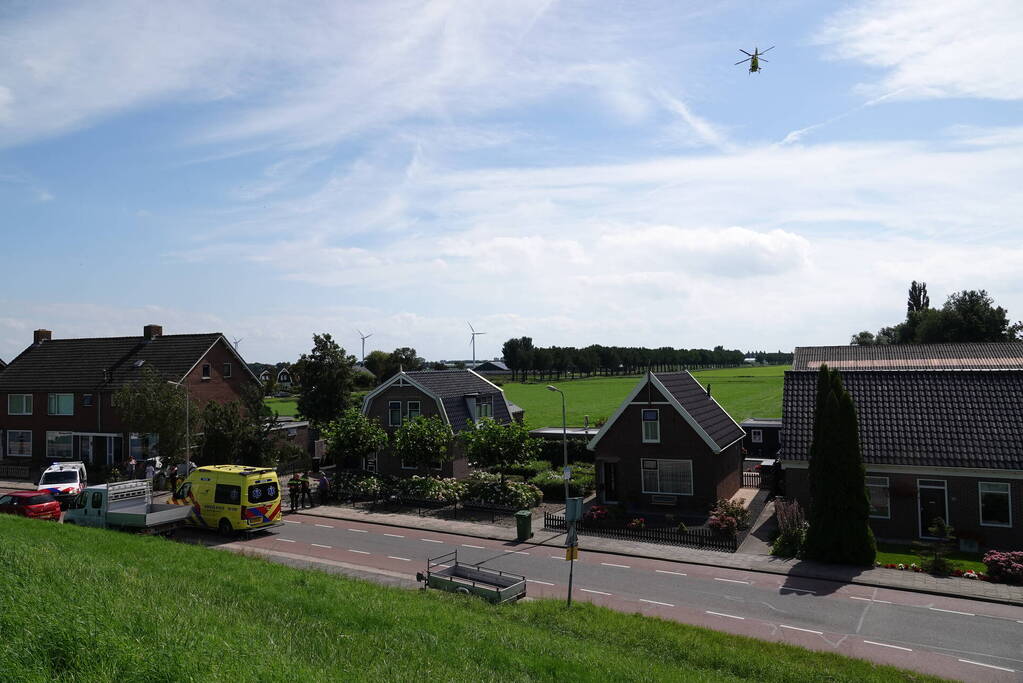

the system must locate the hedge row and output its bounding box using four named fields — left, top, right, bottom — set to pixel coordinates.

left=330, top=471, right=542, bottom=509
